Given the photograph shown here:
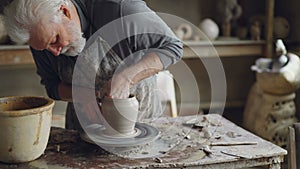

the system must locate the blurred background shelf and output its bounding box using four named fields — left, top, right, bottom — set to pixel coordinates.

left=0, top=40, right=266, bottom=66
left=0, top=45, right=33, bottom=66
left=183, top=40, right=265, bottom=58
